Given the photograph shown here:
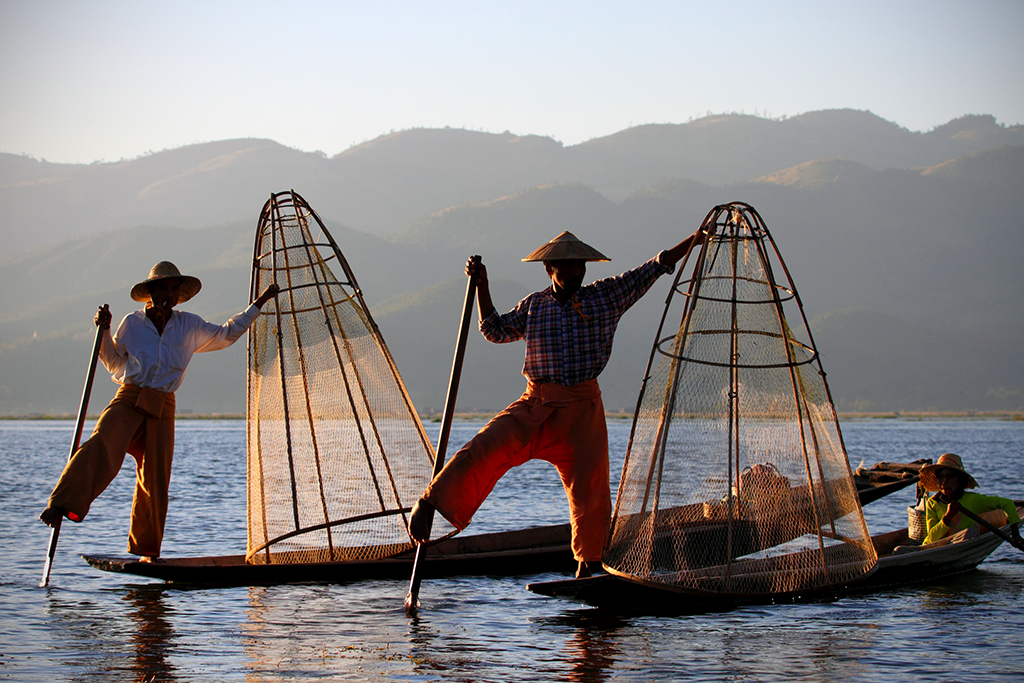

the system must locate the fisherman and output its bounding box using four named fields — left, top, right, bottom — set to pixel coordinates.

left=40, top=261, right=279, bottom=561
left=409, top=229, right=704, bottom=578
left=920, top=453, right=1021, bottom=545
